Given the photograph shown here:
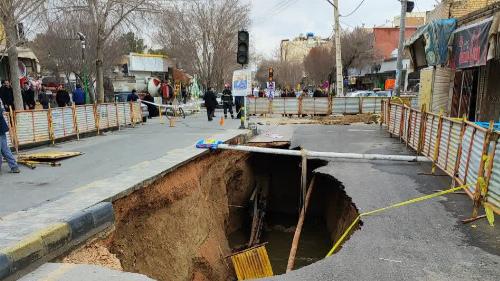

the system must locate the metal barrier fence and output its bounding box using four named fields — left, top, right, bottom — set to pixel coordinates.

left=382, top=100, right=500, bottom=215
left=247, top=97, right=402, bottom=115
left=5, top=102, right=141, bottom=150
